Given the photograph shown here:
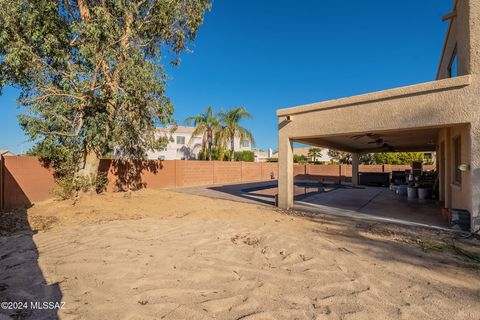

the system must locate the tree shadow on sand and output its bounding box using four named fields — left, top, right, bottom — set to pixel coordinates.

left=0, top=208, right=62, bottom=320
